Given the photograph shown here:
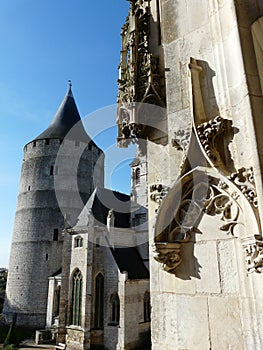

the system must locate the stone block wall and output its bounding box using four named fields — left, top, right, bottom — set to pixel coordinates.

left=146, top=1, right=263, bottom=349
